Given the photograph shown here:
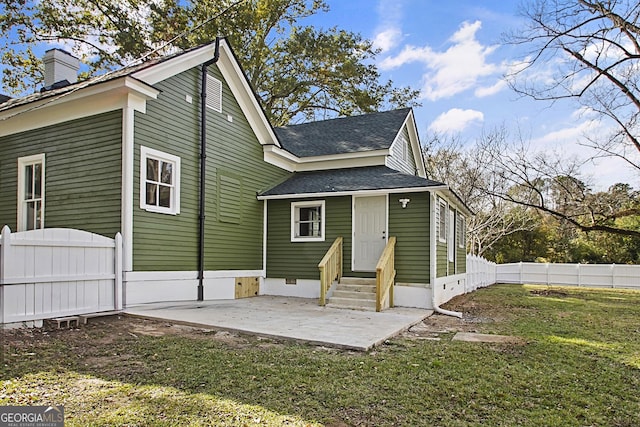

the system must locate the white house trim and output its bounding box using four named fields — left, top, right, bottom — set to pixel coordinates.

left=122, top=104, right=135, bottom=272
left=132, top=44, right=218, bottom=85
left=403, top=110, right=427, bottom=177
left=296, top=156, right=387, bottom=172
left=215, top=39, right=280, bottom=148
left=0, top=77, right=159, bottom=137
left=258, top=185, right=448, bottom=201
